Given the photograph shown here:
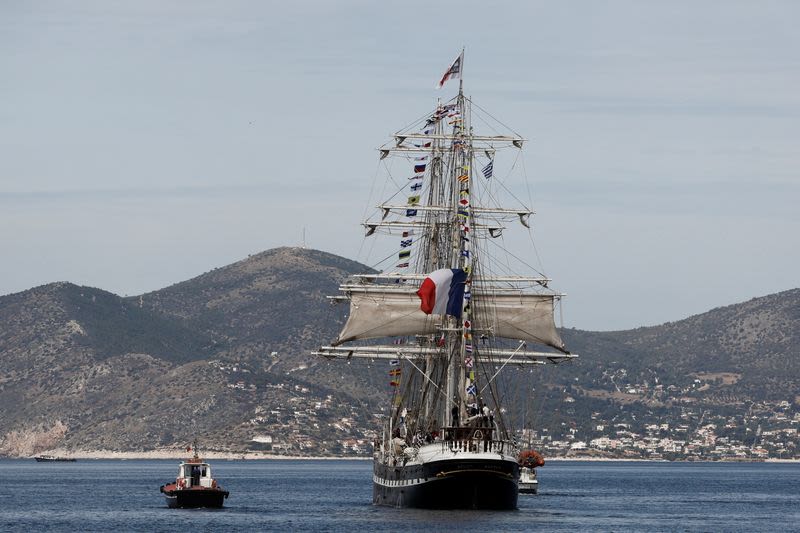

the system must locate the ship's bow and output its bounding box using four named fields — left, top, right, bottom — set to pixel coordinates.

left=373, top=441, right=519, bottom=509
